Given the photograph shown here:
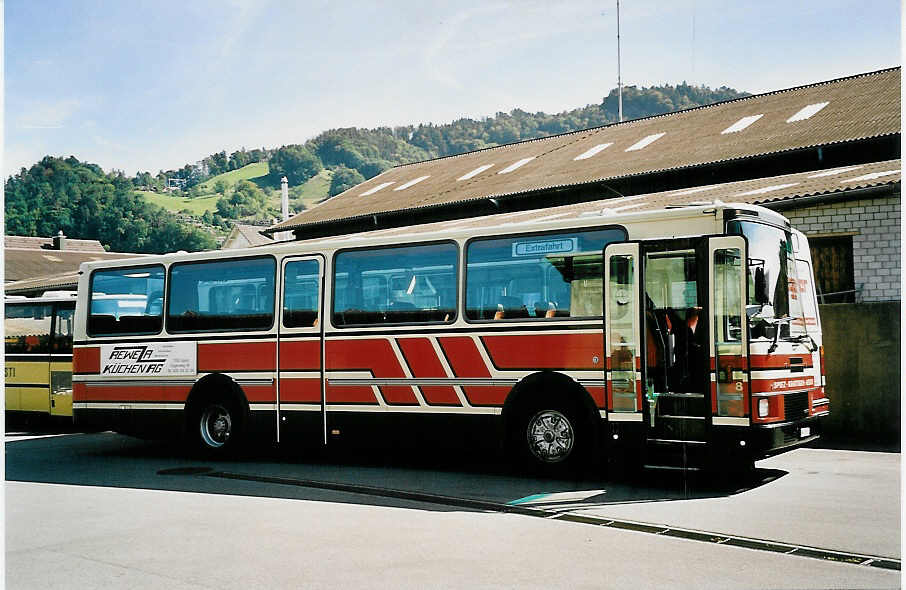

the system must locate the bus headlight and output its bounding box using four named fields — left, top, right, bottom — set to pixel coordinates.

left=758, top=398, right=769, bottom=418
